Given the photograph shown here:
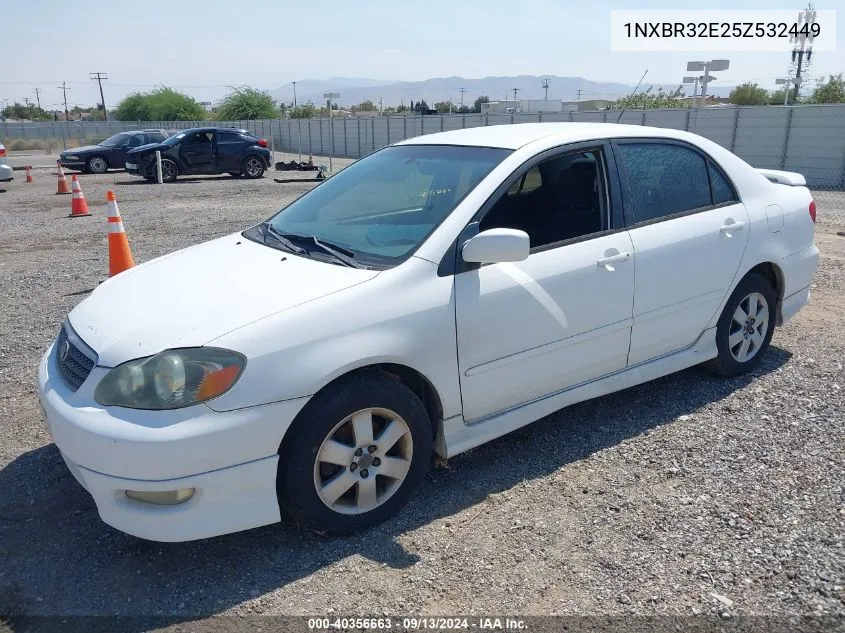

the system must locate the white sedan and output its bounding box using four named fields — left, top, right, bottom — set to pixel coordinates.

left=37, top=123, right=819, bottom=541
